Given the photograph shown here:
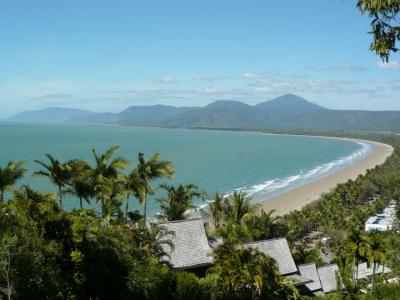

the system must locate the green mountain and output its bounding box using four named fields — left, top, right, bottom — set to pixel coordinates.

left=70, top=104, right=191, bottom=125
left=5, top=94, right=400, bottom=132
